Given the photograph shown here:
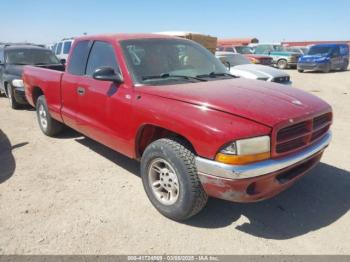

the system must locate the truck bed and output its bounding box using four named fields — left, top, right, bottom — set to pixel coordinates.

left=23, top=65, right=65, bottom=121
